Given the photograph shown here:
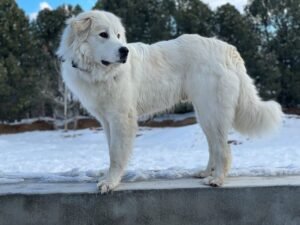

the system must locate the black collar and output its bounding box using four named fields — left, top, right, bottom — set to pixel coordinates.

left=57, top=55, right=90, bottom=73
left=57, top=56, right=65, bottom=63
left=71, top=60, right=90, bottom=73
